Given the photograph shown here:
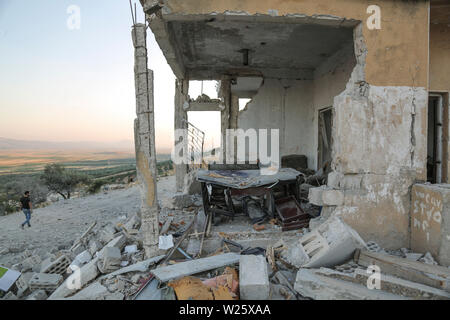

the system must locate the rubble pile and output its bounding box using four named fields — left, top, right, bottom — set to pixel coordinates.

left=2, top=190, right=449, bottom=301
